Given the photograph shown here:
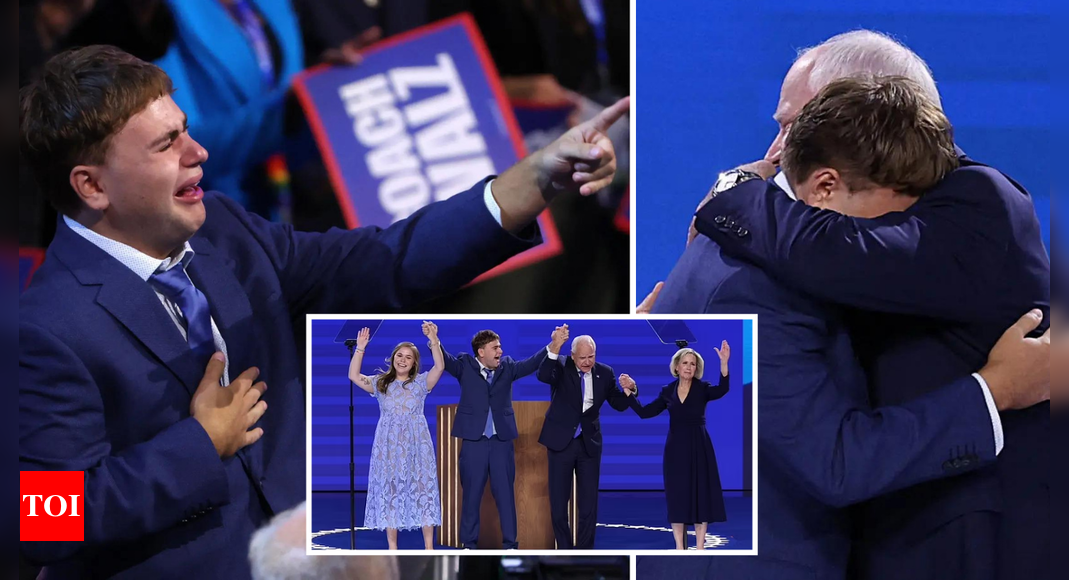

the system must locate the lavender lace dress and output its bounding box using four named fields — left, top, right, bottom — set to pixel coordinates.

left=364, top=372, right=442, bottom=530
